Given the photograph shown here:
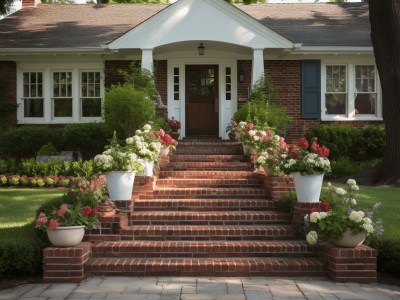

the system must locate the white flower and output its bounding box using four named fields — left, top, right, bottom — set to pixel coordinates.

left=143, top=124, right=151, bottom=131
left=346, top=179, right=357, bottom=186
left=327, top=182, right=332, bottom=187
left=274, top=135, right=280, bottom=142
left=306, top=231, right=318, bottom=245
left=335, top=188, right=347, bottom=196
left=126, top=137, right=134, bottom=145
left=349, top=198, right=357, bottom=206
left=253, top=135, right=260, bottom=141
left=248, top=130, right=256, bottom=137
left=362, top=223, right=374, bottom=234
left=363, top=217, right=372, bottom=224
left=288, top=159, right=296, bottom=167
left=319, top=212, right=328, bottom=219
left=135, top=129, right=142, bottom=135
left=309, top=212, right=321, bottom=223
left=350, top=185, right=360, bottom=191
left=257, top=156, right=267, bottom=165
left=349, top=211, right=365, bottom=223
